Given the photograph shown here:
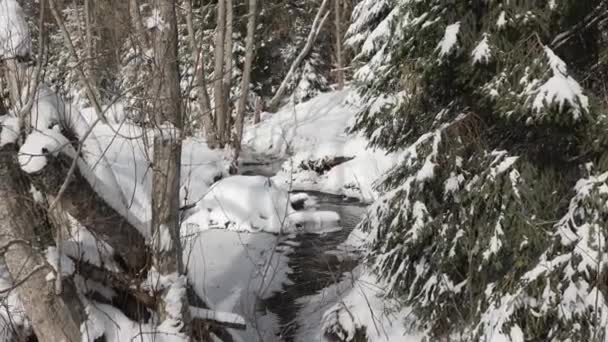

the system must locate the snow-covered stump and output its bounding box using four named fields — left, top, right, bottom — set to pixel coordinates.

left=0, top=144, right=85, bottom=342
